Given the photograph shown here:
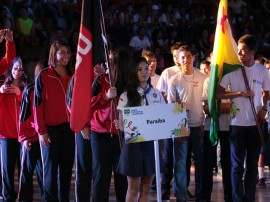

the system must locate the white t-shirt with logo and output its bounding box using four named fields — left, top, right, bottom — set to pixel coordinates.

left=118, top=86, right=165, bottom=109
left=167, top=70, right=207, bottom=127
left=219, top=63, right=270, bottom=126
